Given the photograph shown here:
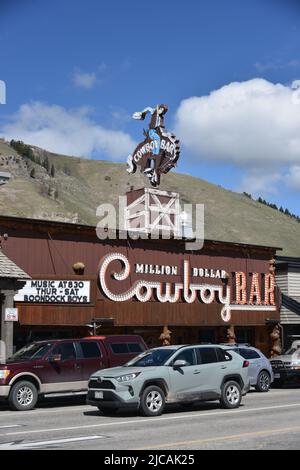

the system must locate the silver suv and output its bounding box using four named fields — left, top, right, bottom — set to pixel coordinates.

left=224, top=344, right=274, bottom=392
left=87, top=345, right=250, bottom=416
